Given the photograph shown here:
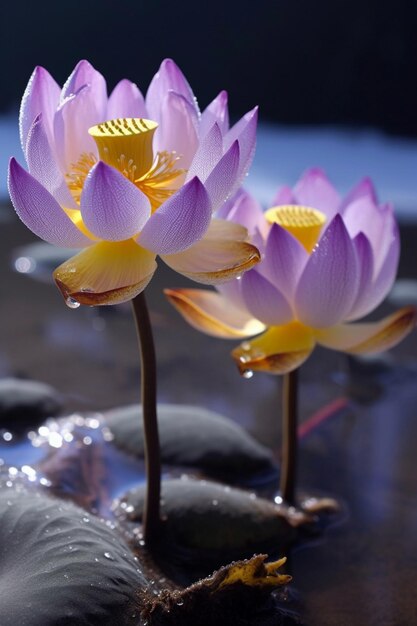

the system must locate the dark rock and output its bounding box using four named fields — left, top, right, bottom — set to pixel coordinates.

left=104, top=404, right=276, bottom=483
left=0, top=378, right=63, bottom=433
